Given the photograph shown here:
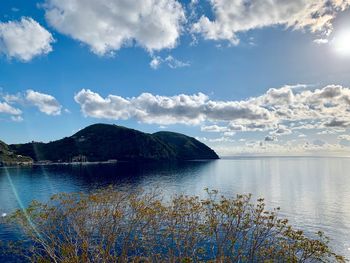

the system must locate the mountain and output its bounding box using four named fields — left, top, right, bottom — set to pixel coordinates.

left=0, top=140, right=33, bottom=166
left=9, top=124, right=219, bottom=162
left=153, top=132, right=219, bottom=160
